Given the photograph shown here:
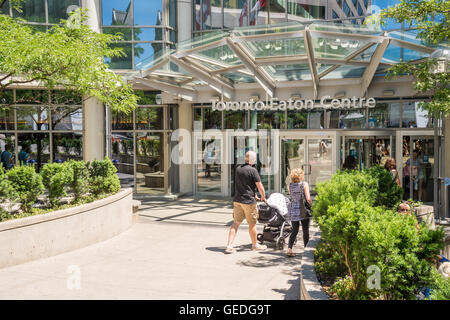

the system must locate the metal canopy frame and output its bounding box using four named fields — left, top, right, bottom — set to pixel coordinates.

left=134, top=21, right=446, bottom=99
